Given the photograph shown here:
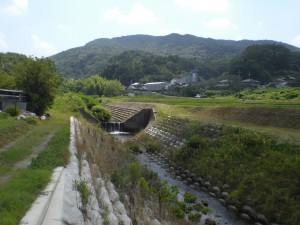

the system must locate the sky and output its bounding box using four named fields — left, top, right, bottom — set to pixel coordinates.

left=0, top=0, right=300, bottom=57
